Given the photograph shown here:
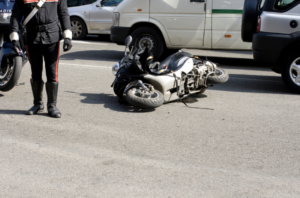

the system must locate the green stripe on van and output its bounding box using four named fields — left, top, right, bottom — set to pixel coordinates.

left=212, top=9, right=243, bottom=14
